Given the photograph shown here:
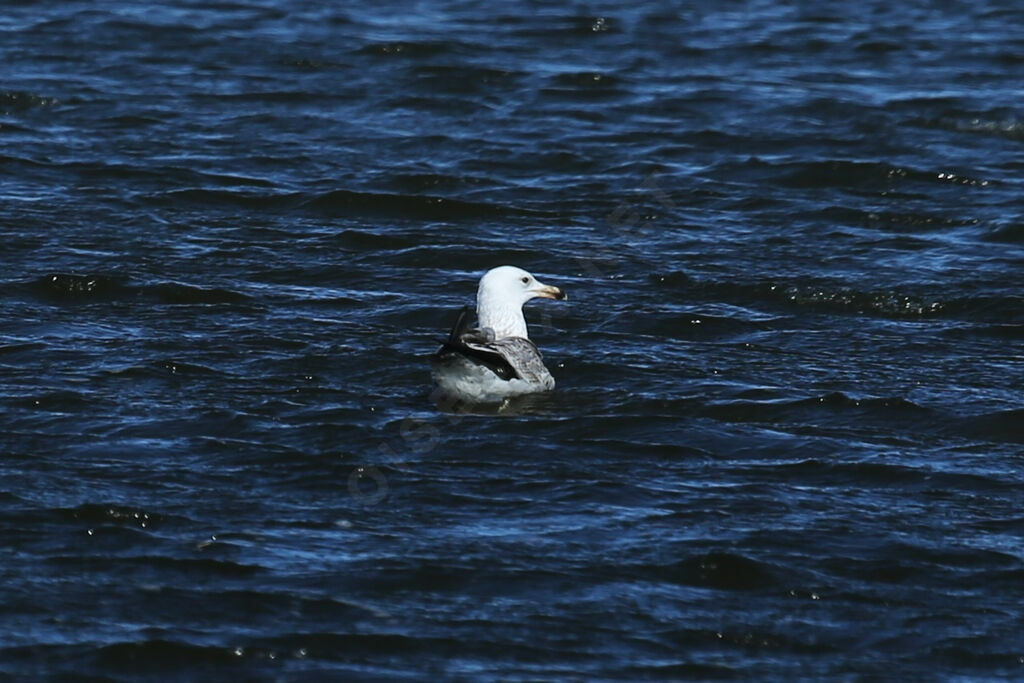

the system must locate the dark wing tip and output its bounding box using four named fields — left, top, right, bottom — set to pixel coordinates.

left=447, top=304, right=473, bottom=344
left=434, top=305, right=521, bottom=381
